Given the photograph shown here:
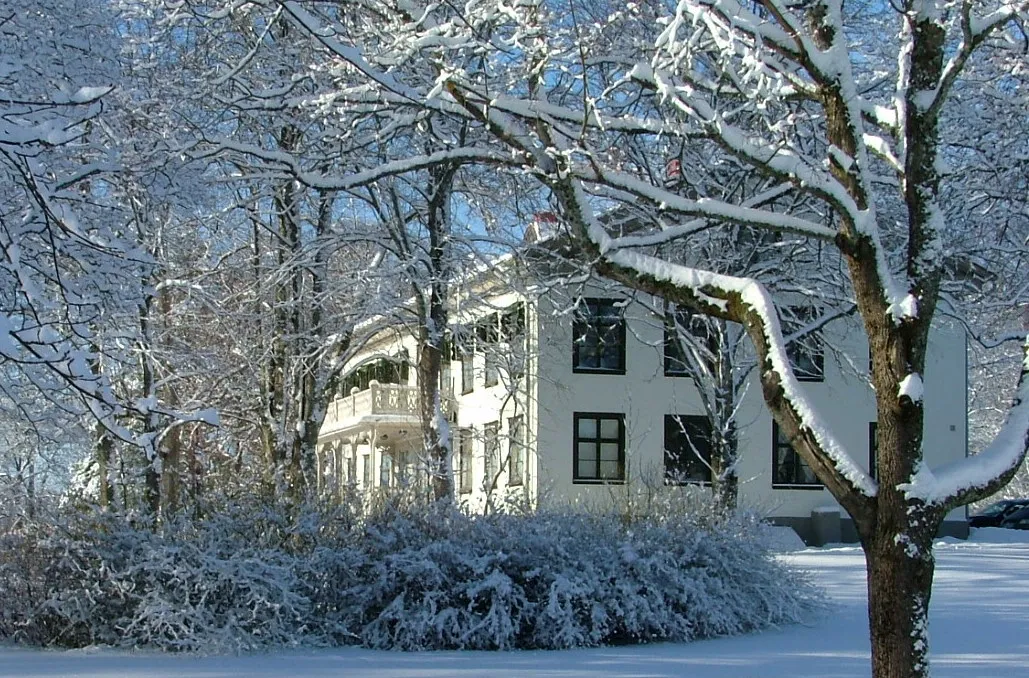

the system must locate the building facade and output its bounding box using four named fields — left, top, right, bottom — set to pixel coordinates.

left=317, top=278, right=970, bottom=543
